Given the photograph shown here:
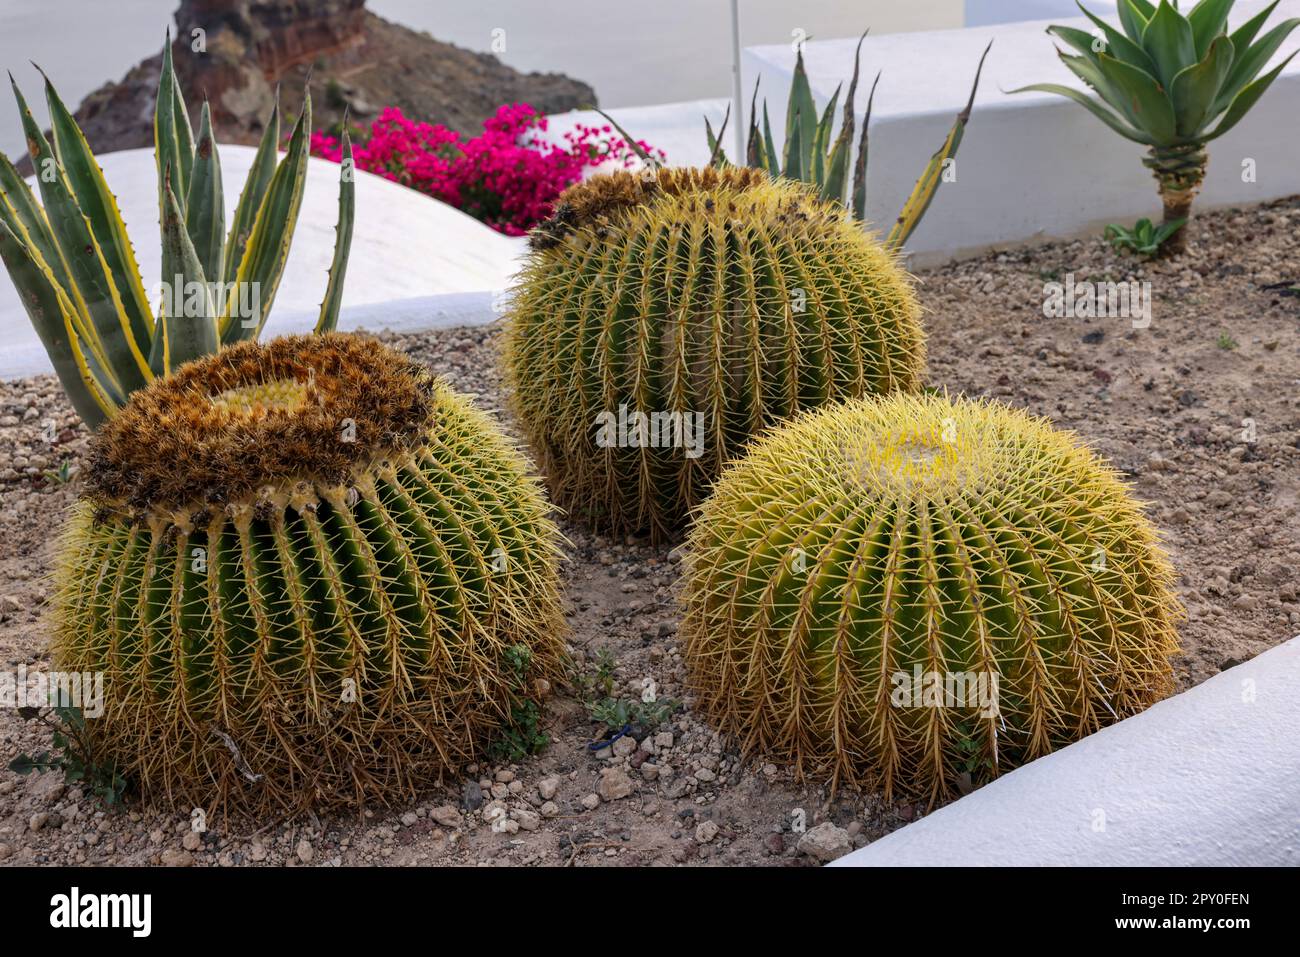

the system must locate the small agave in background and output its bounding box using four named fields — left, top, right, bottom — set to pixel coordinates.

left=598, top=32, right=992, bottom=252
left=1014, top=0, right=1299, bottom=254
left=0, top=35, right=356, bottom=428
